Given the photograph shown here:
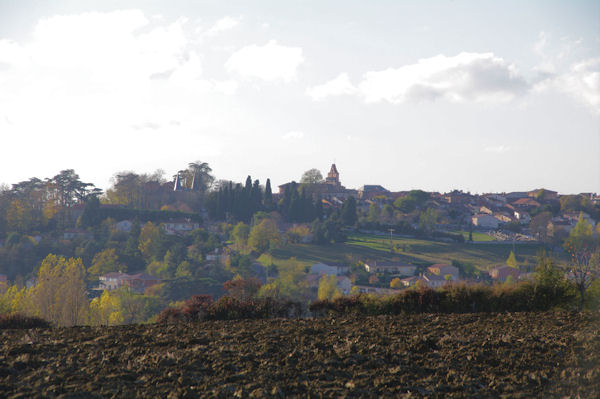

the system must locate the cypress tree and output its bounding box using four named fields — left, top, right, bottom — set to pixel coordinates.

left=288, top=187, right=301, bottom=222
left=341, top=196, right=358, bottom=226
left=251, top=179, right=262, bottom=213
left=264, top=178, right=273, bottom=209
left=314, top=197, right=324, bottom=220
